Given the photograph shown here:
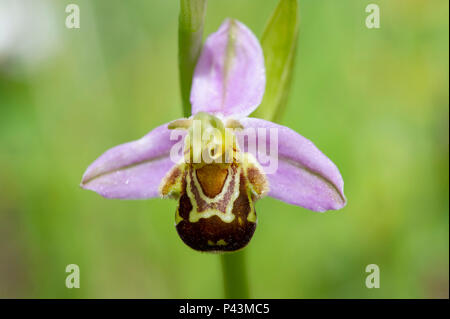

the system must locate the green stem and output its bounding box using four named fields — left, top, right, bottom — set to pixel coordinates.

left=178, top=0, right=207, bottom=117
left=221, top=251, right=250, bottom=298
